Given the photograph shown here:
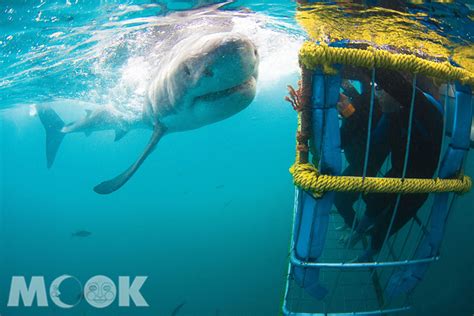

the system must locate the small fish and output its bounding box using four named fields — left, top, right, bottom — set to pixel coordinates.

left=171, top=301, right=186, bottom=316
left=71, top=230, right=92, bottom=238
left=215, top=184, right=225, bottom=189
